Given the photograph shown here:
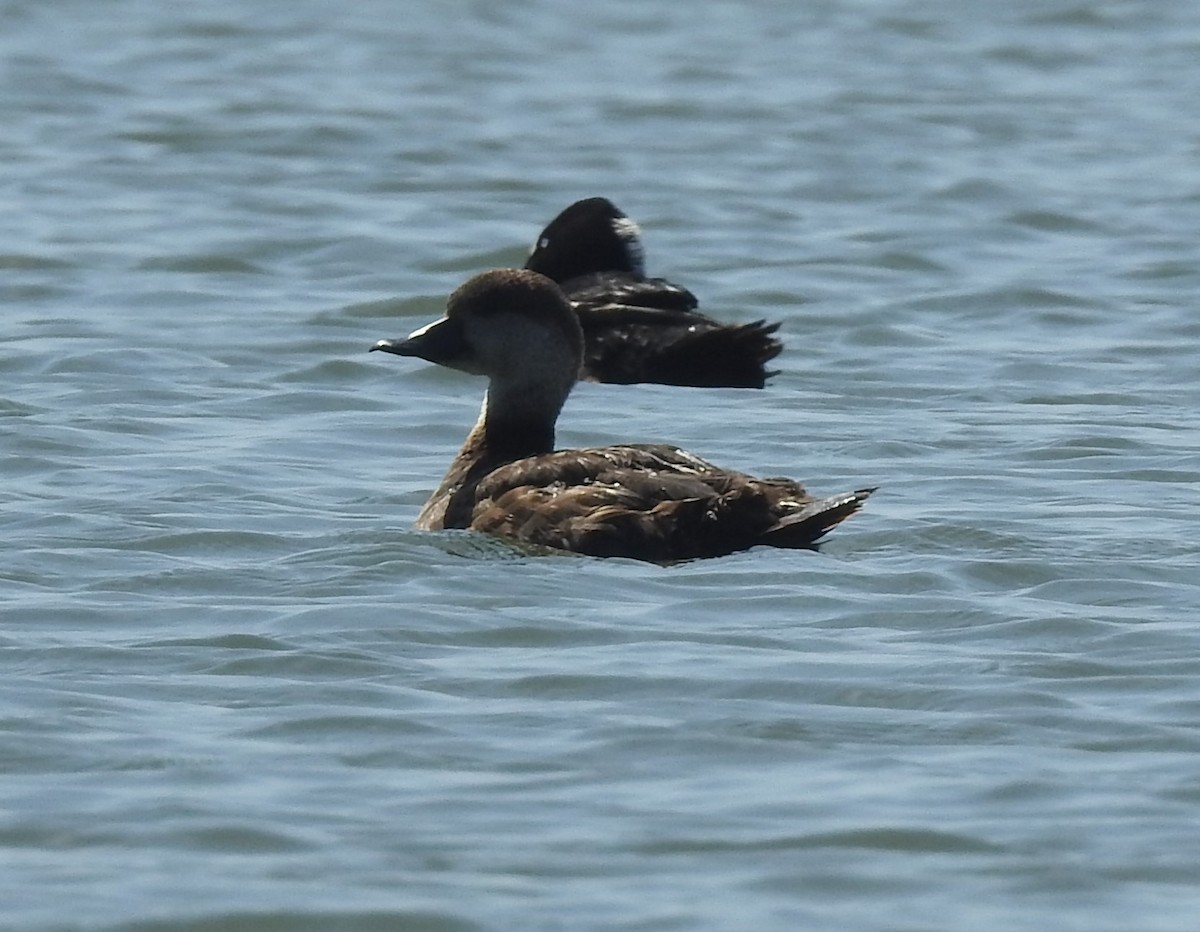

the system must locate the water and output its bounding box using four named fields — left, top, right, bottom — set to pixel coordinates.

left=4, top=0, right=1200, bottom=928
